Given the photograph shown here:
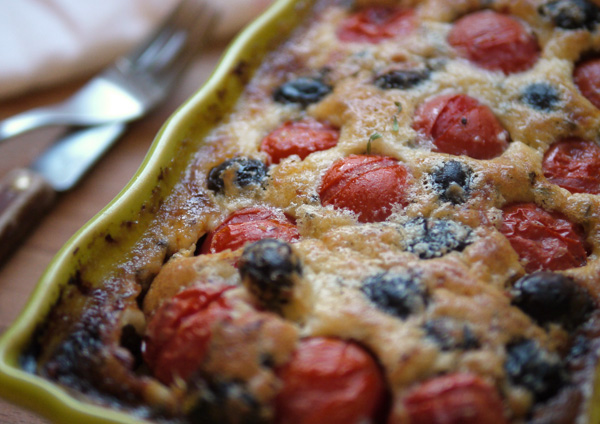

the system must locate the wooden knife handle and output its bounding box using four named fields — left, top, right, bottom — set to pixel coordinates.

left=0, top=169, right=56, bottom=262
